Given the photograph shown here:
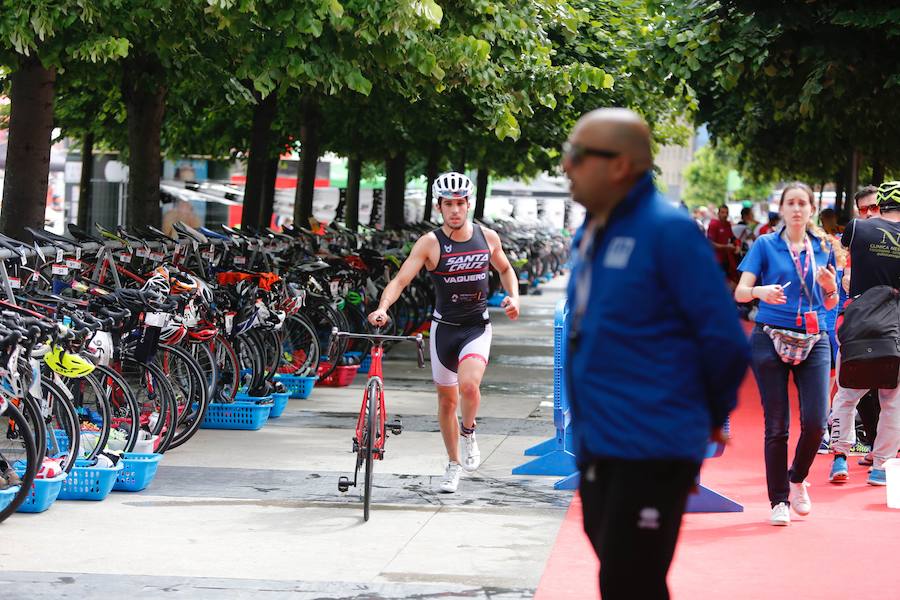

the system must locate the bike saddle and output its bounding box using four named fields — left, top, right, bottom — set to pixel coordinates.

left=138, top=225, right=172, bottom=242
left=200, top=226, right=229, bottom=240
left=0, top=234, right=28, bottom=258
left=68, top=223, right=105, bottom=244
left=173, top=221, right=209, bottom=245
left=25, top=227, right=78, bottom=250
left=116, top=226, right=152, bottom=249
